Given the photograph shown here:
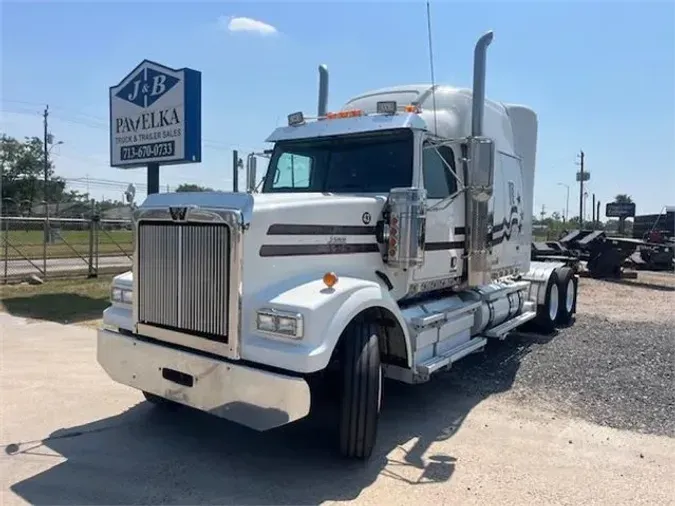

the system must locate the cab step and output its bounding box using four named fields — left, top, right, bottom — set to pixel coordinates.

left=415, top=336, right=487, bottom=381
